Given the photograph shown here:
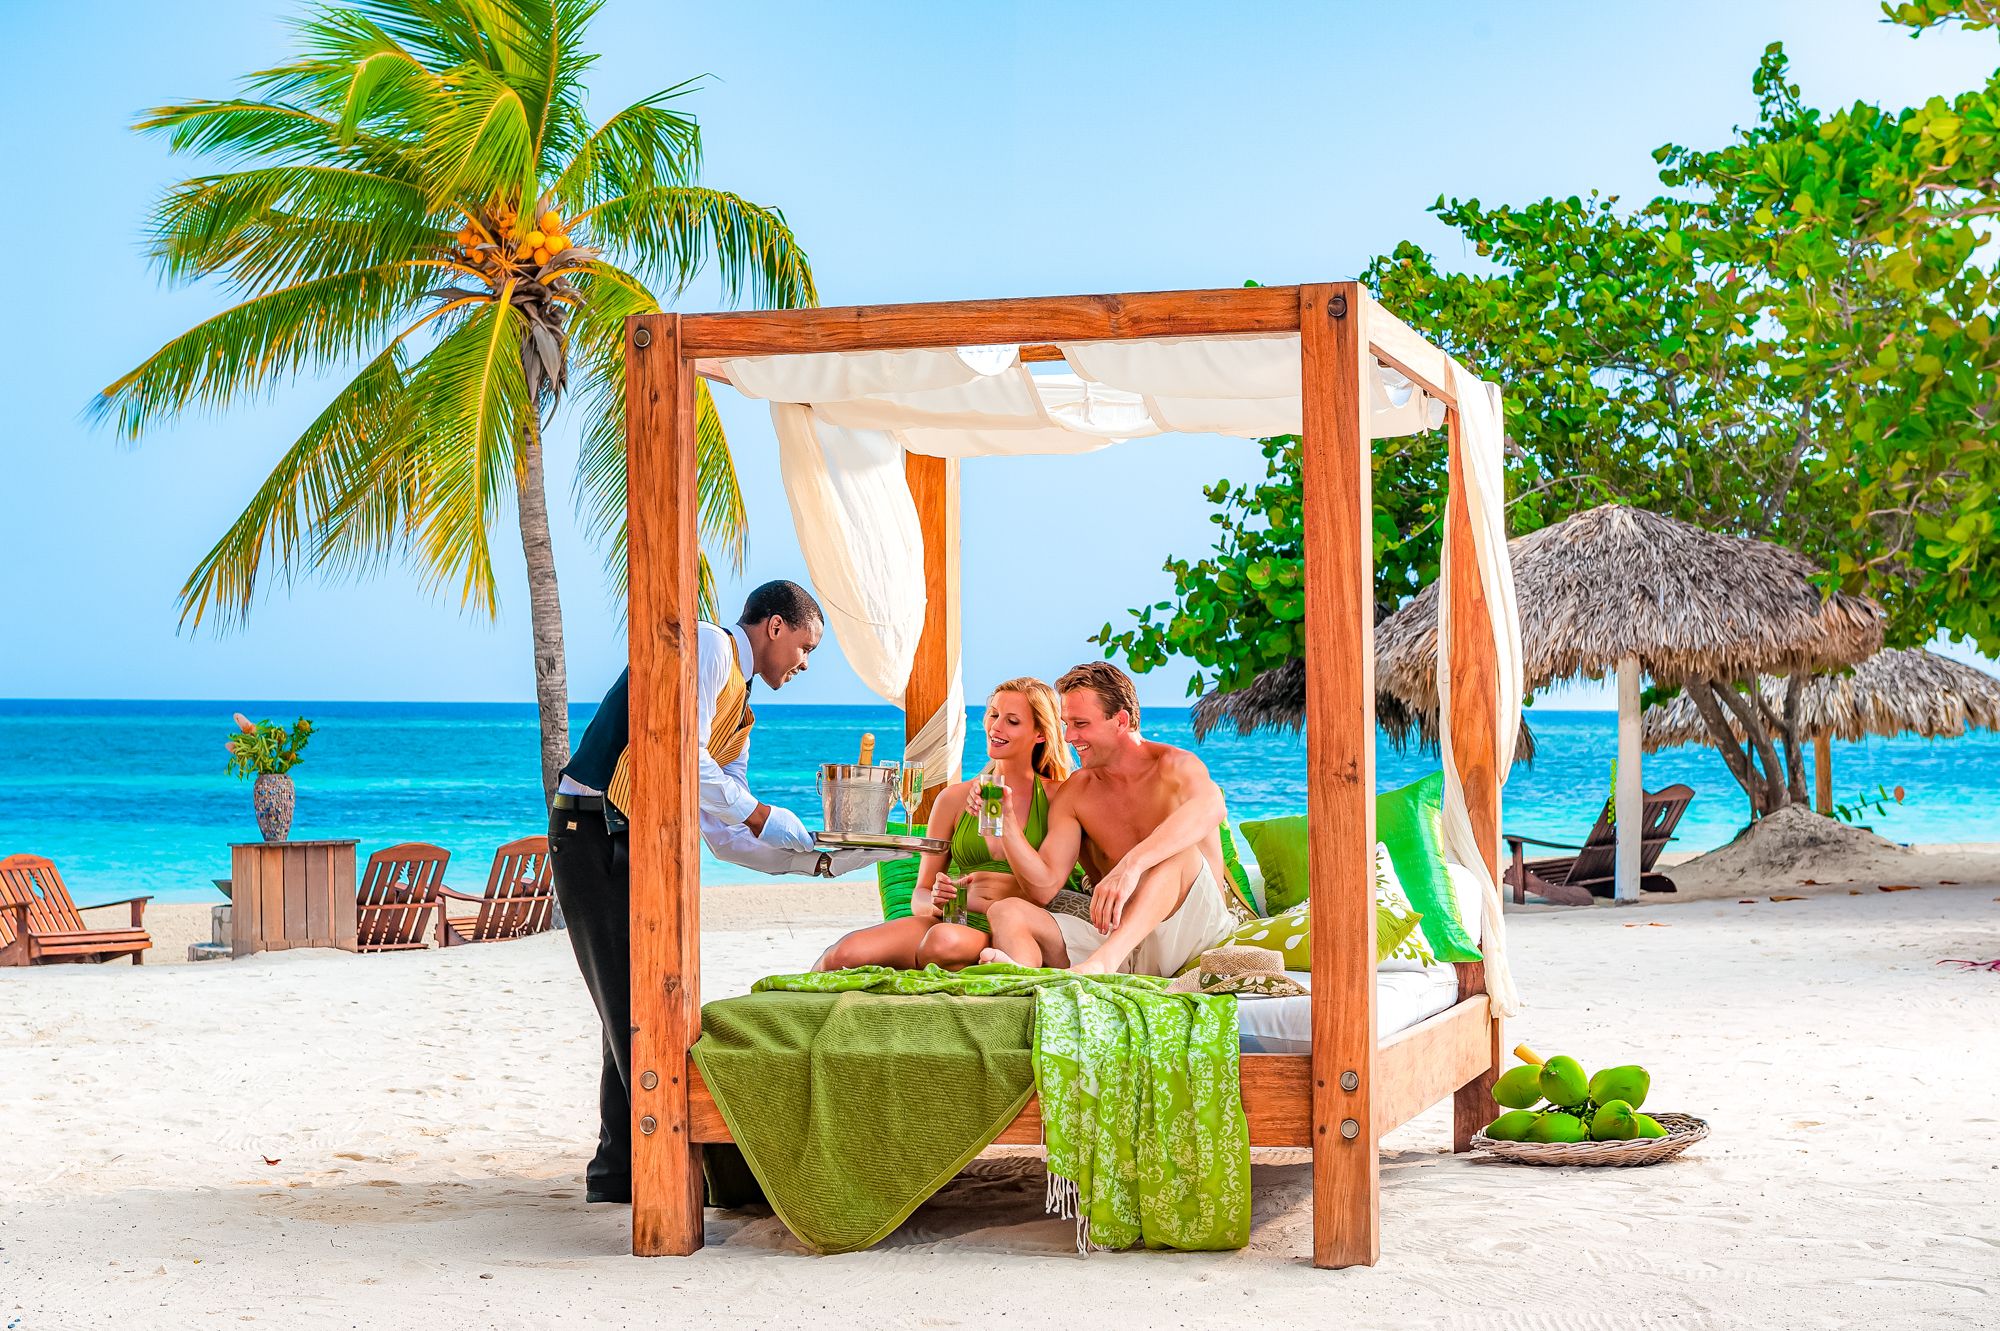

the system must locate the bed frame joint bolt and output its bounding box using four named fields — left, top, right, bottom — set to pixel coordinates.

left=633, top=325, right=653, bottom=348
left=640, top=1115, right=657, bottom=1135
left=1340, top=1118, right=1360, bottom=1140
left=640, top=1071, right=658, bottom=1090
left=1330, top=293, right=1349, bottom=319
left=1340, top=1071, right=1359, bottom=1092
